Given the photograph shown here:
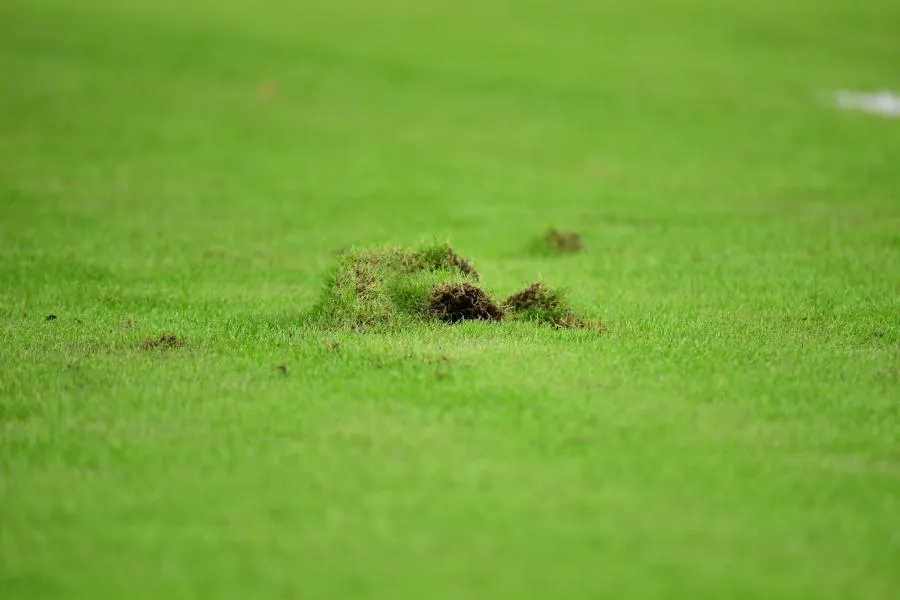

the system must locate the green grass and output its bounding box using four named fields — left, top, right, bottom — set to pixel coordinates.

left=1, top=0, right=899, bottom=598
